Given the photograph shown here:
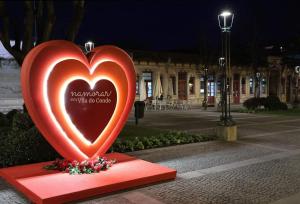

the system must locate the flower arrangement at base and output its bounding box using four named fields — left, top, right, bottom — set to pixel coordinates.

left=44, top=157, right=116, bottom=175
